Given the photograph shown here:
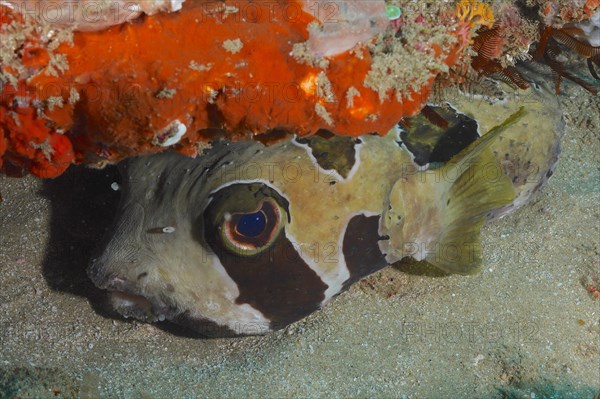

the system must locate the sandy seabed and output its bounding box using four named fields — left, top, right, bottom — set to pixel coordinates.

left=0, top=79, right=599, bottom=398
